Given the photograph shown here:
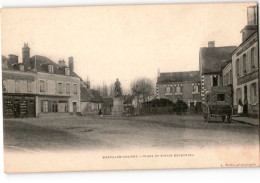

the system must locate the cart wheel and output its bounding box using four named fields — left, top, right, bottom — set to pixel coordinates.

left=222, top=115, right=226, bottom=123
